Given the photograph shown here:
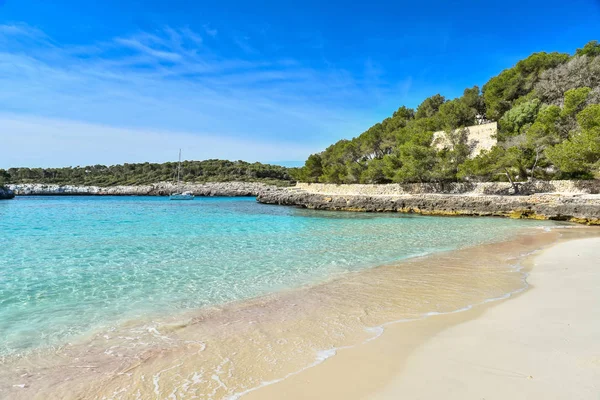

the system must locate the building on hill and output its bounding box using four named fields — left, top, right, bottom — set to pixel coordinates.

left=432, top=122, right=497, bottom=158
